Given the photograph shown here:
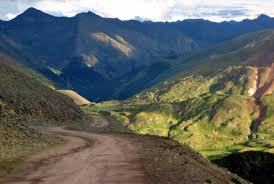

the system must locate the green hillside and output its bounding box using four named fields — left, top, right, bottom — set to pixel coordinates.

left=86, top=30, right=274, bottom=158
